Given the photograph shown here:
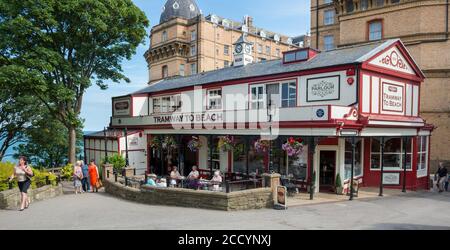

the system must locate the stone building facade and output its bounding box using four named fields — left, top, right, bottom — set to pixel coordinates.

left=311, top=0, right=450, bottom=171
left=145, top=0, right=310, bottom=83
